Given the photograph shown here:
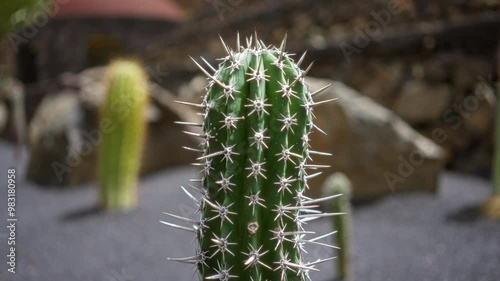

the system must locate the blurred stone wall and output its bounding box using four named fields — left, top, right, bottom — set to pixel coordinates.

left=4, top=0, right=497, bottom=178
left=144, top=0, right=499, bottom=176
left=314, top=53, right=496, bottom=176
left=31, top=17, right=179, bottom=82
left=147, top=0, right=499, bottom=71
